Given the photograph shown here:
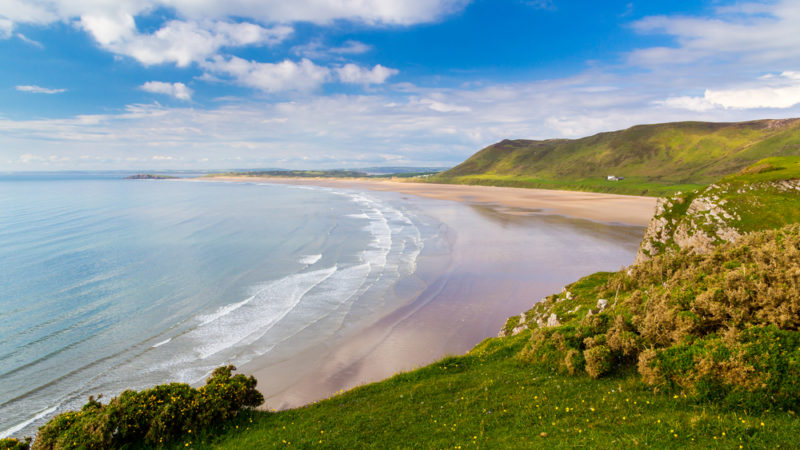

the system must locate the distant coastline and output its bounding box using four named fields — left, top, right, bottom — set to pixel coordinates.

left=124, top=173, right=179, bottom=179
